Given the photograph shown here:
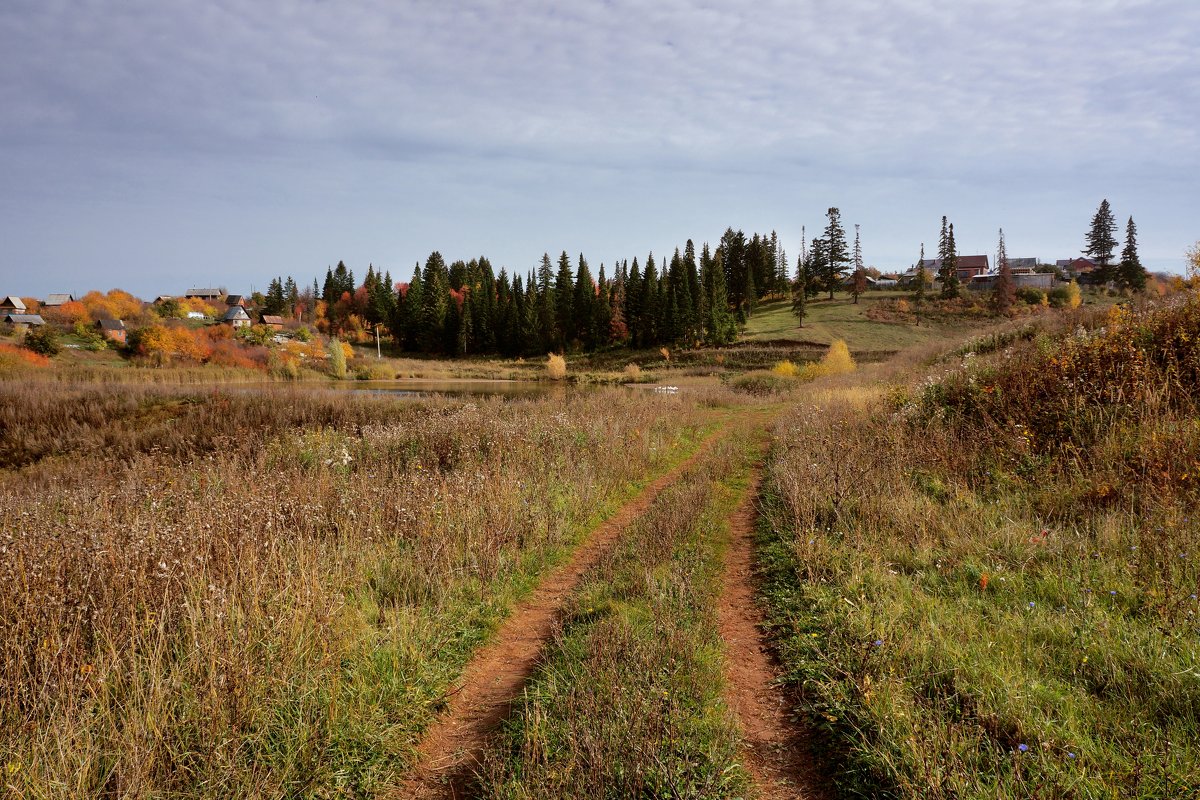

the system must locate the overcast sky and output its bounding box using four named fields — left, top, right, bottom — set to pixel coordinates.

left=2, top=0, right=1197, bottom=297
